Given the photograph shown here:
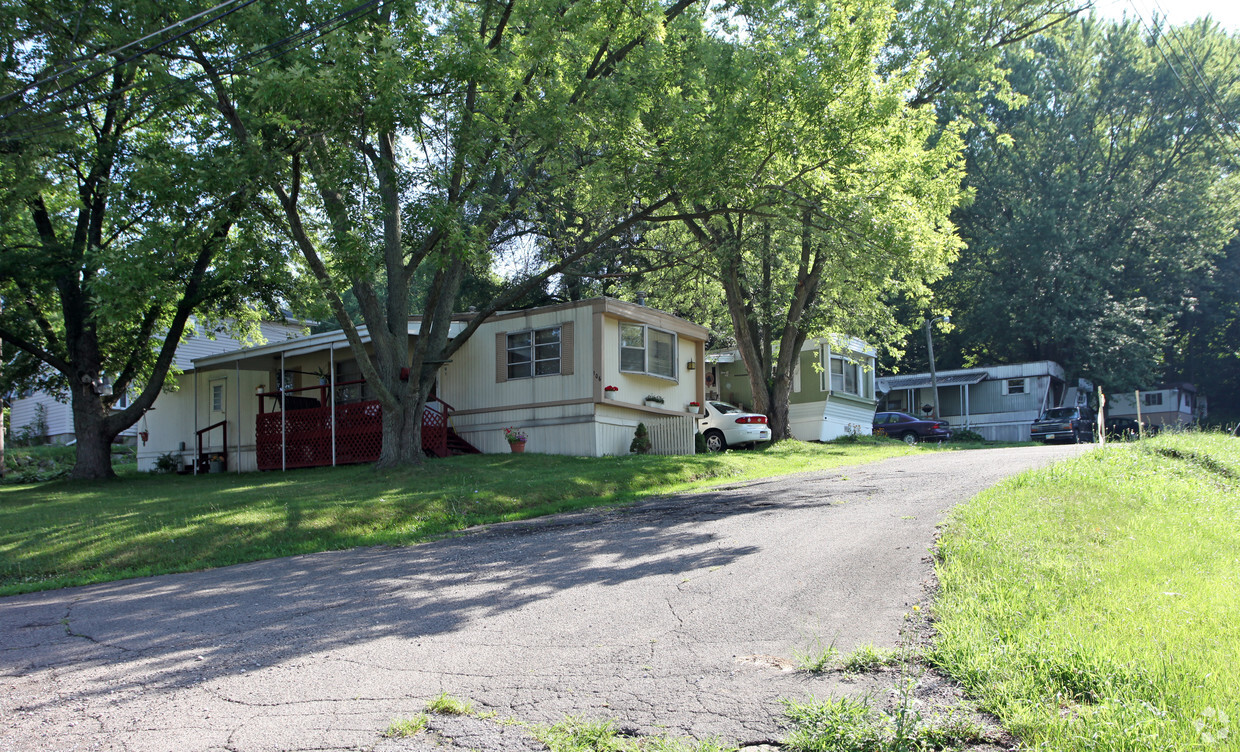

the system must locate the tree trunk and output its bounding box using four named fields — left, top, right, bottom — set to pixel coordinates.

left=68, top=383, right=120, bottom=480
left=767, top=369, right=794, bottom=441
